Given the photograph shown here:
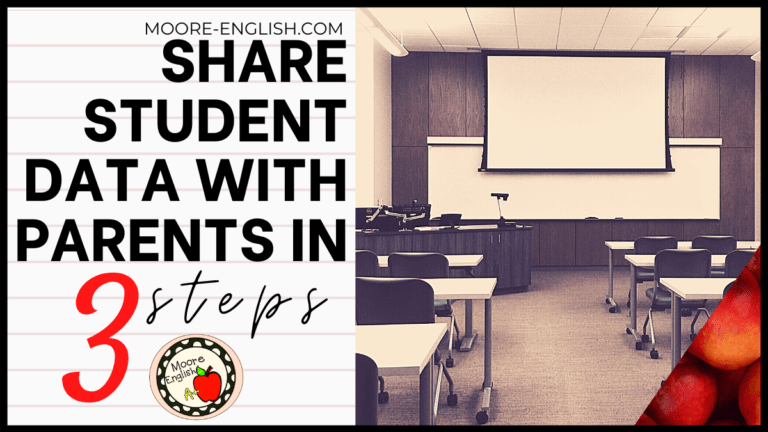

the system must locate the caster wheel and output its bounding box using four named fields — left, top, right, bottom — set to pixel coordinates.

left=609, top=306, right=616, bottom=313
left=447, top=394, right=458, bottom=406
left=476, top=410, right=489, bottom=424
left=681, top=308, right=692, bottom=317
left=642, top=334, right=650, bottom=343
left=605, top=298, right=611, bottom=304
left=626, top=328, right=632, bottom=335
left=446, top=357, right=454, bottom=368
left=378, top=392, right=389, bottom=404
left=635, top=341, right=643, bottom=350
left=650, top=349, right=659, bottom=359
